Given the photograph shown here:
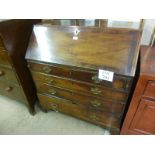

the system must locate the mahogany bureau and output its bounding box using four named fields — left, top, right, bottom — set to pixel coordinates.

left=0, top=19, right=40, bottom=114
left=121, top=46, right=155, bottom=135
left=25, top=24, right=141, bottom=134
